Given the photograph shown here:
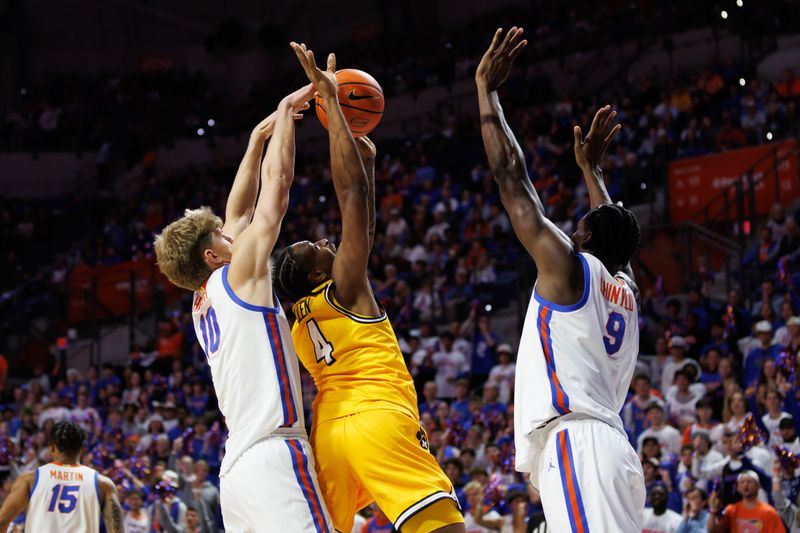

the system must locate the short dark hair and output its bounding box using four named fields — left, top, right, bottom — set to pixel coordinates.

left=50, top=421, right=86, bottom=457
left=687, top=487, right=708, bottom=500
left=273, top=246, right=316, bottom=302
left=642, top=436, right=659, bottom=448
left=780, top=417, right=796, bottom=429
left=695, top=398, right=712, bottom=410
left=443, top=458, right=463, bottom=471
left=584, top=204, right=641, bottom=271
